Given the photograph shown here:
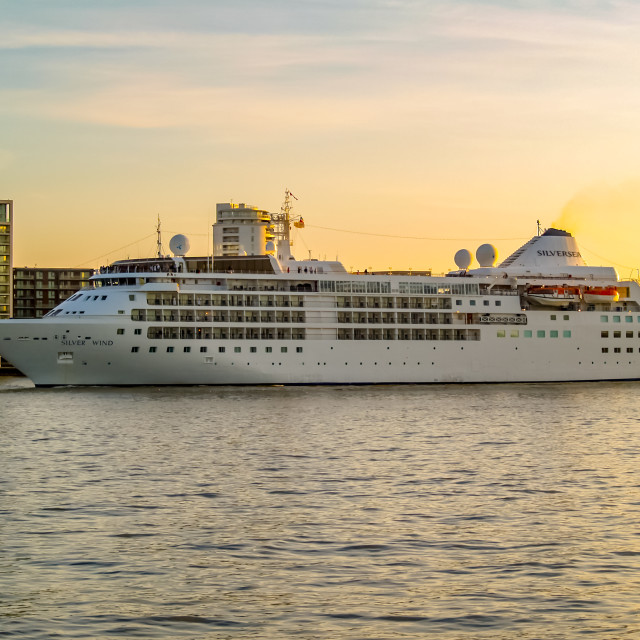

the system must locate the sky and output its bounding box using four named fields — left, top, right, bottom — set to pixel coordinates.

left=3, top=0, right=640, bottom=275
